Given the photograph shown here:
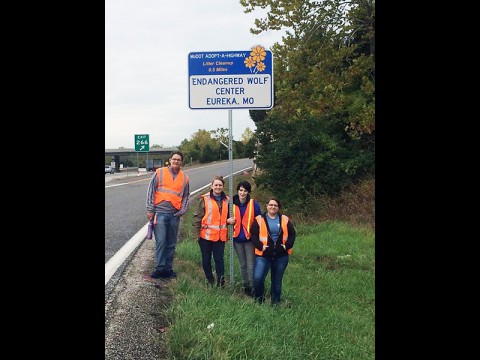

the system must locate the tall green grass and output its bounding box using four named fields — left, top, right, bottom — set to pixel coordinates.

left=165, top=191, right=375, bottom=360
